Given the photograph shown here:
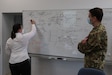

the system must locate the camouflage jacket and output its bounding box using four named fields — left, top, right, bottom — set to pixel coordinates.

left=78, top=24, right=107, bottom=70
